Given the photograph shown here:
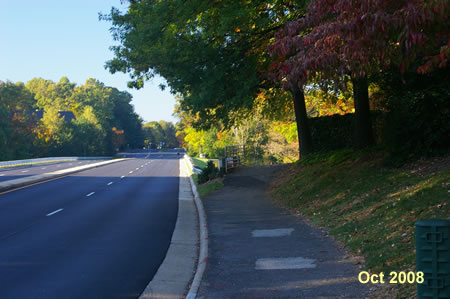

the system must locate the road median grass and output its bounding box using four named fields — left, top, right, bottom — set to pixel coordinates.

left=270, top=149, right=449, bottom=298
